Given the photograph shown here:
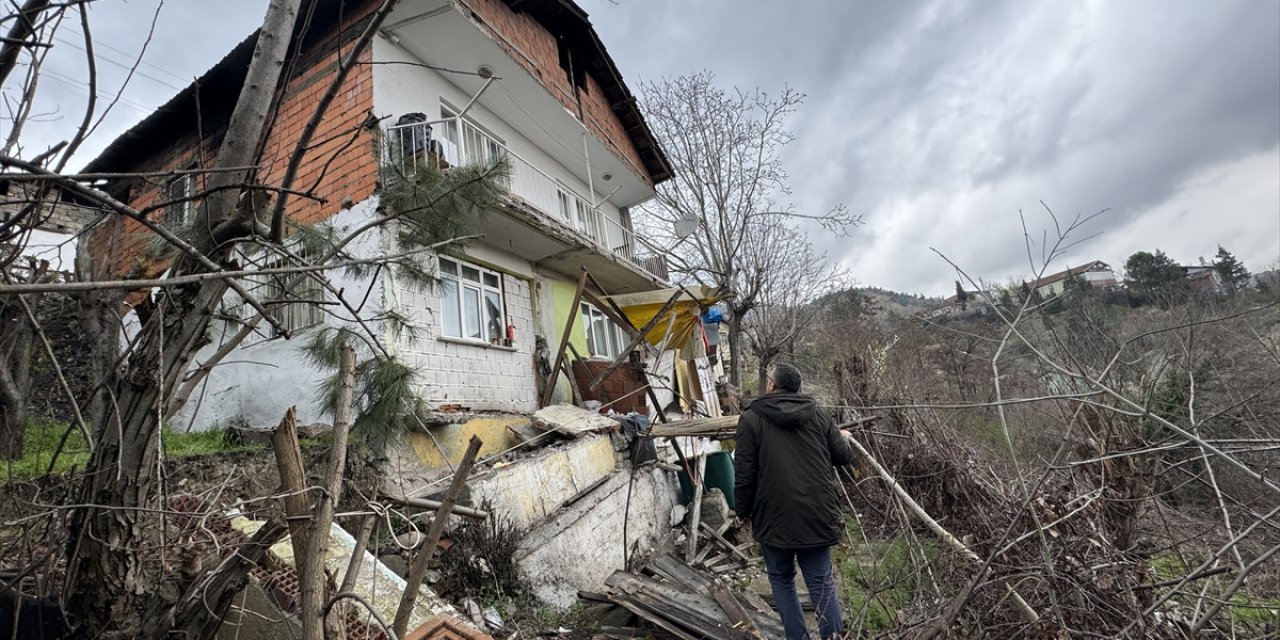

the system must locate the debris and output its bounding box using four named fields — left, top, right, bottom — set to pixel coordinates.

left=532, top=403, right=619, bottom=439
left=669, top=505, right=688, bottom=527
left=579, top=553, right=784, bottom=640
left=700, top=488, right=731, bottom=530
left=404, top=613, right=495, bottom=640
